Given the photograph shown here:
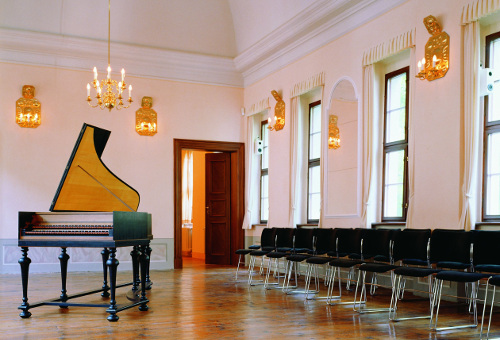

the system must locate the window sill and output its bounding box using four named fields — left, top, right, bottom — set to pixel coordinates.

left=297, top=224, right=318, bottom=228
left=476, top=222, right=500, bottom=230
left=251, top=224, right=267, bottom=228
left=371, top=222, right=406, bottom=230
